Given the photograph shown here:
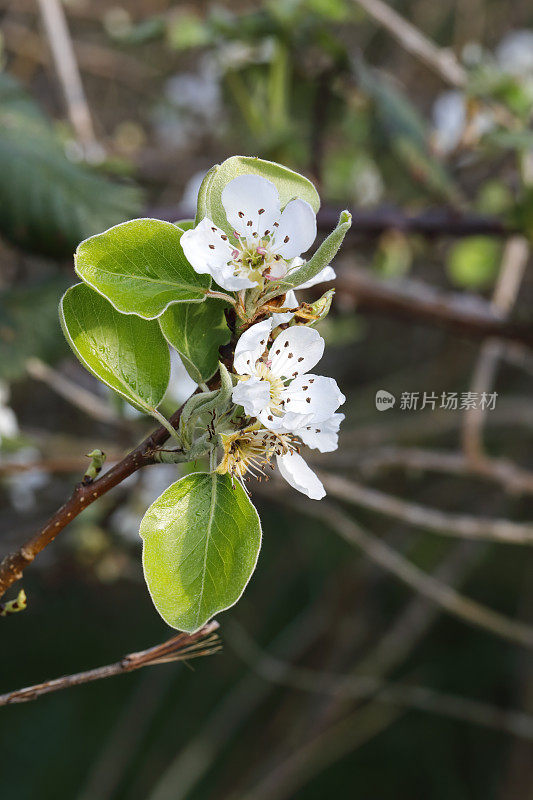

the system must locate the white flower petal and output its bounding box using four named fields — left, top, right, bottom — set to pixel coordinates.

left=271, top=289, right=298, bottom=327
left=257, top=408, right=286, bottom=430
left=209, top=266, right=256, bottom=292
left=294, top=412, right=344, bottom=452
left=181, top=217, right=234, bottom=275
left=181, top=217, right=254, bottom=291
left=233, top=319, right=273, bottom=375
left=232, top=376, right=271, bottom=416
left=273, top=199, right=316, bottom=259
left=283, top=374, right=345, bottom=422
left=221, top=175, right=281, bottom=239
left=276, top=451, right=325, bottom=500
left=296, top=265, right=336, bottom=290
left=269, top=326, right=324, bottom=379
